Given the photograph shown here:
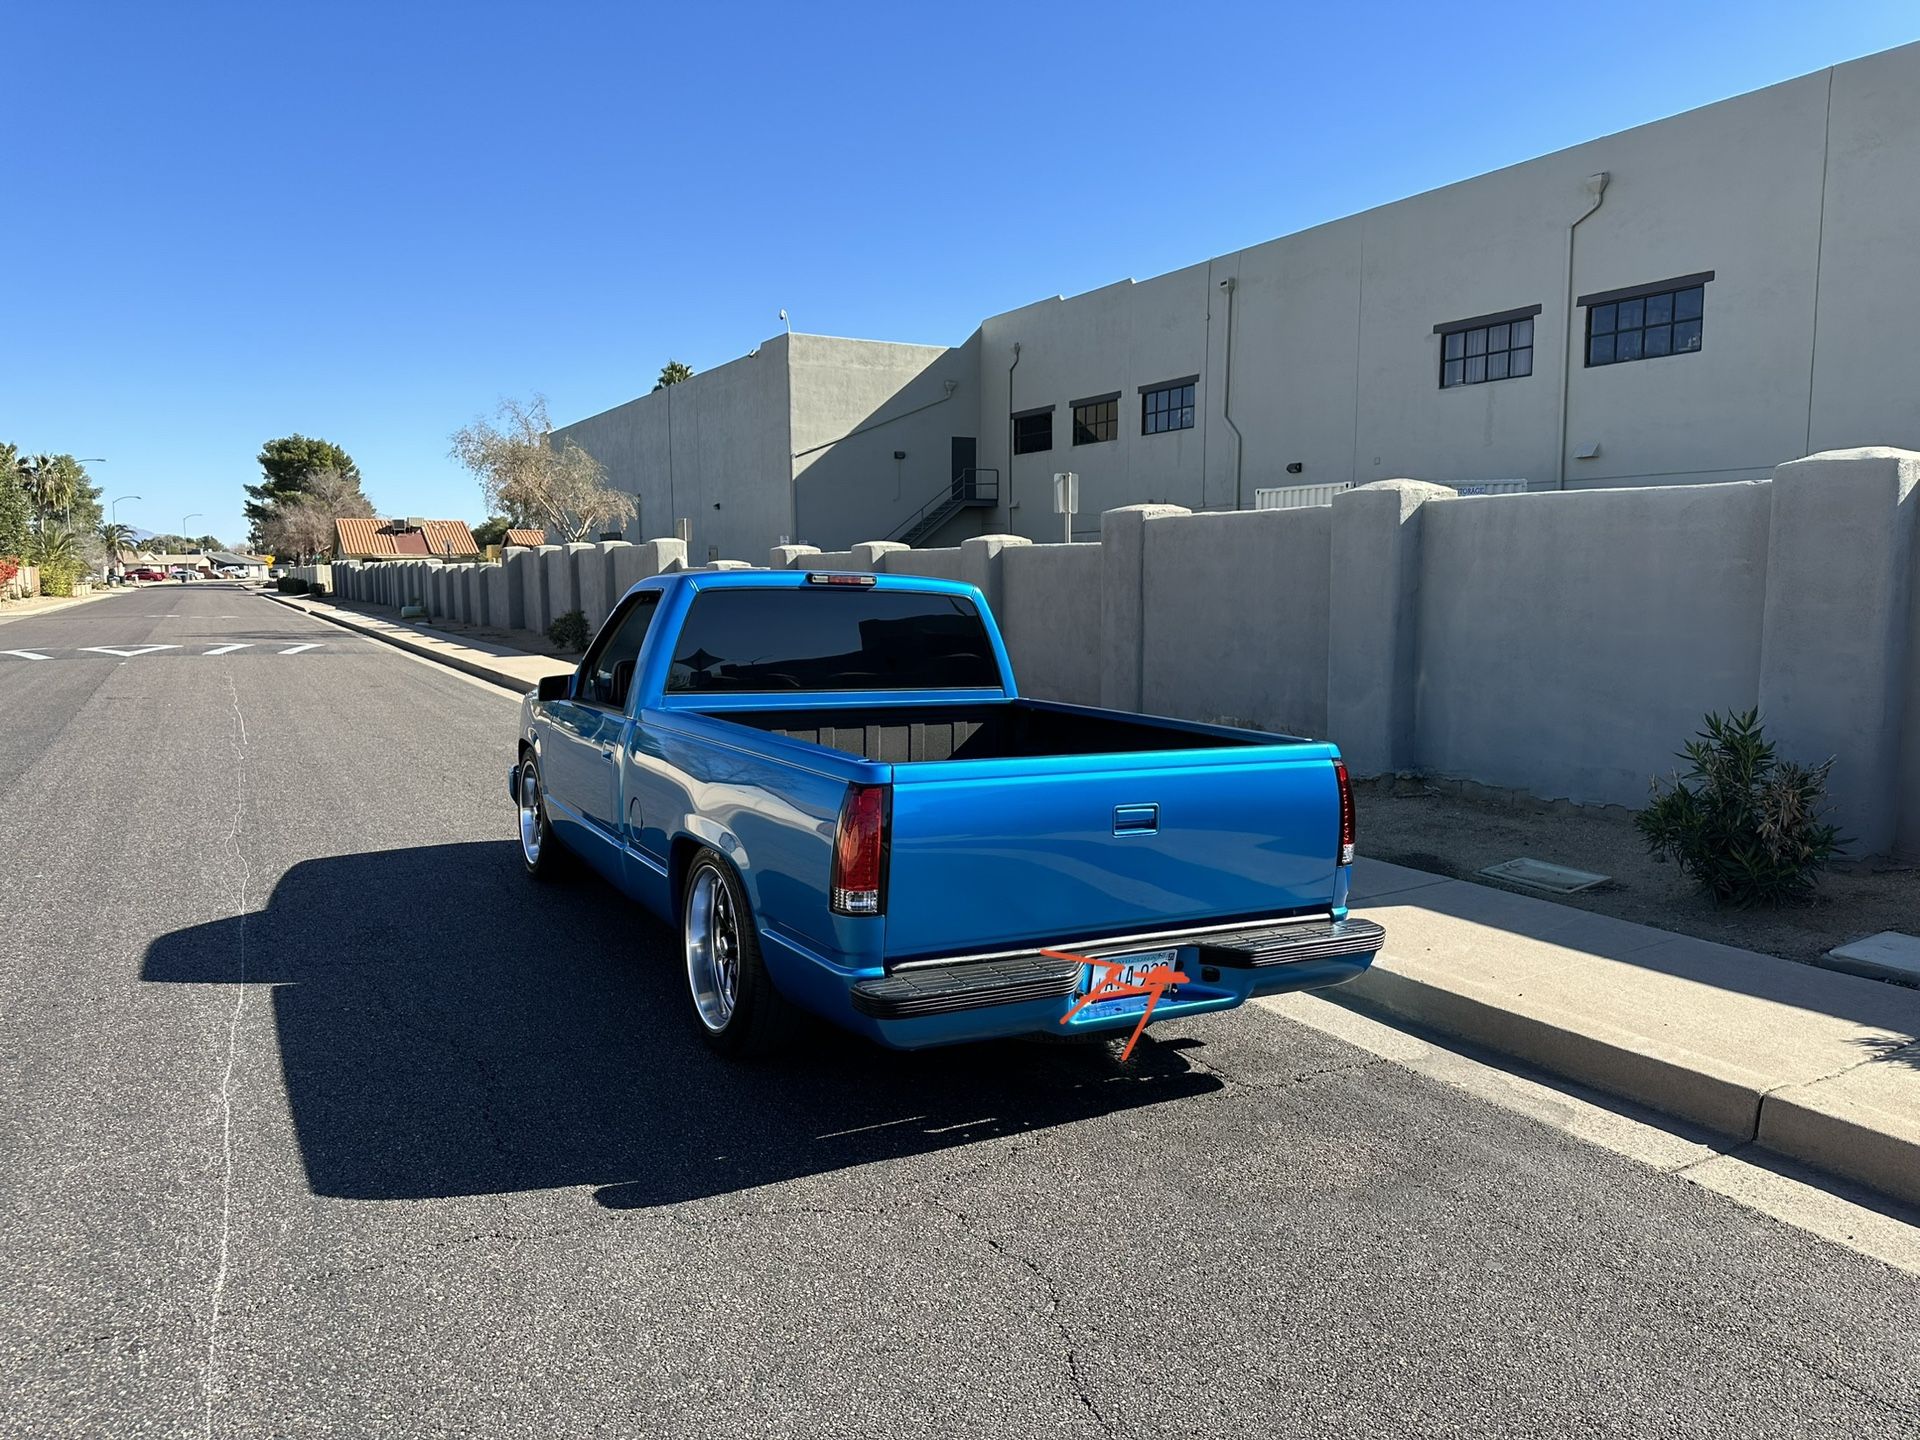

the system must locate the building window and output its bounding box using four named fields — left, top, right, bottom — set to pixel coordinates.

left=1012, top=408, right=1053, bottom=454
left=1072, top=393, right=1118, bottom=445
left=1437, top=305, right=1539, bottom=388
left=1580, top=272, right=1711, bottom=367
left=1141, top=378, right=1196, bottom=435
